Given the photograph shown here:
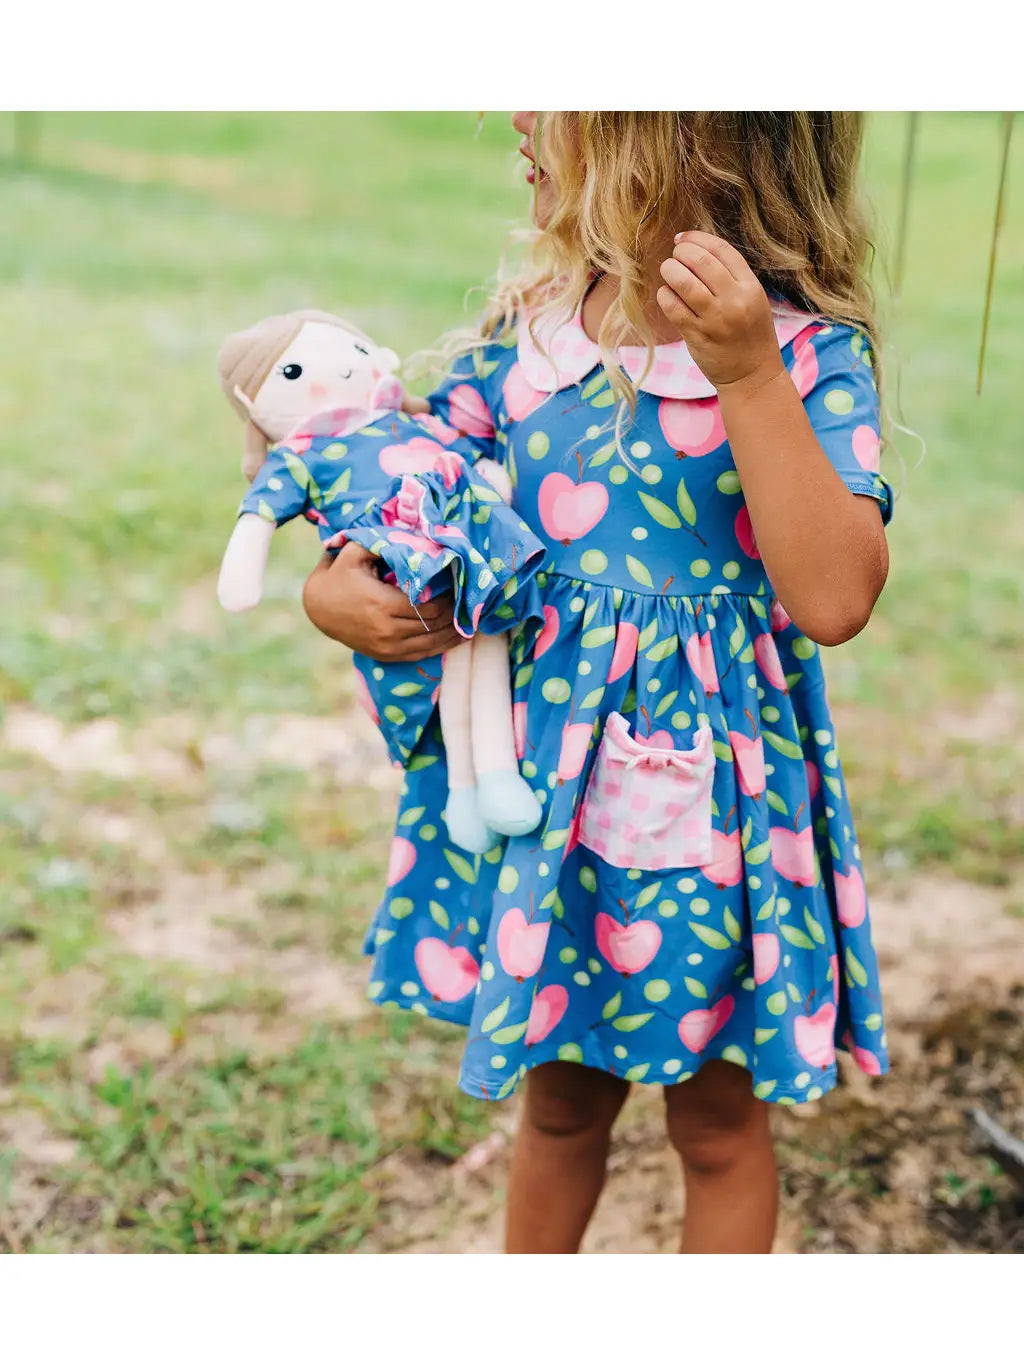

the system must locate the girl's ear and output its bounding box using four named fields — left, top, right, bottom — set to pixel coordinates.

left=242, top=421, right=268, bottom=481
